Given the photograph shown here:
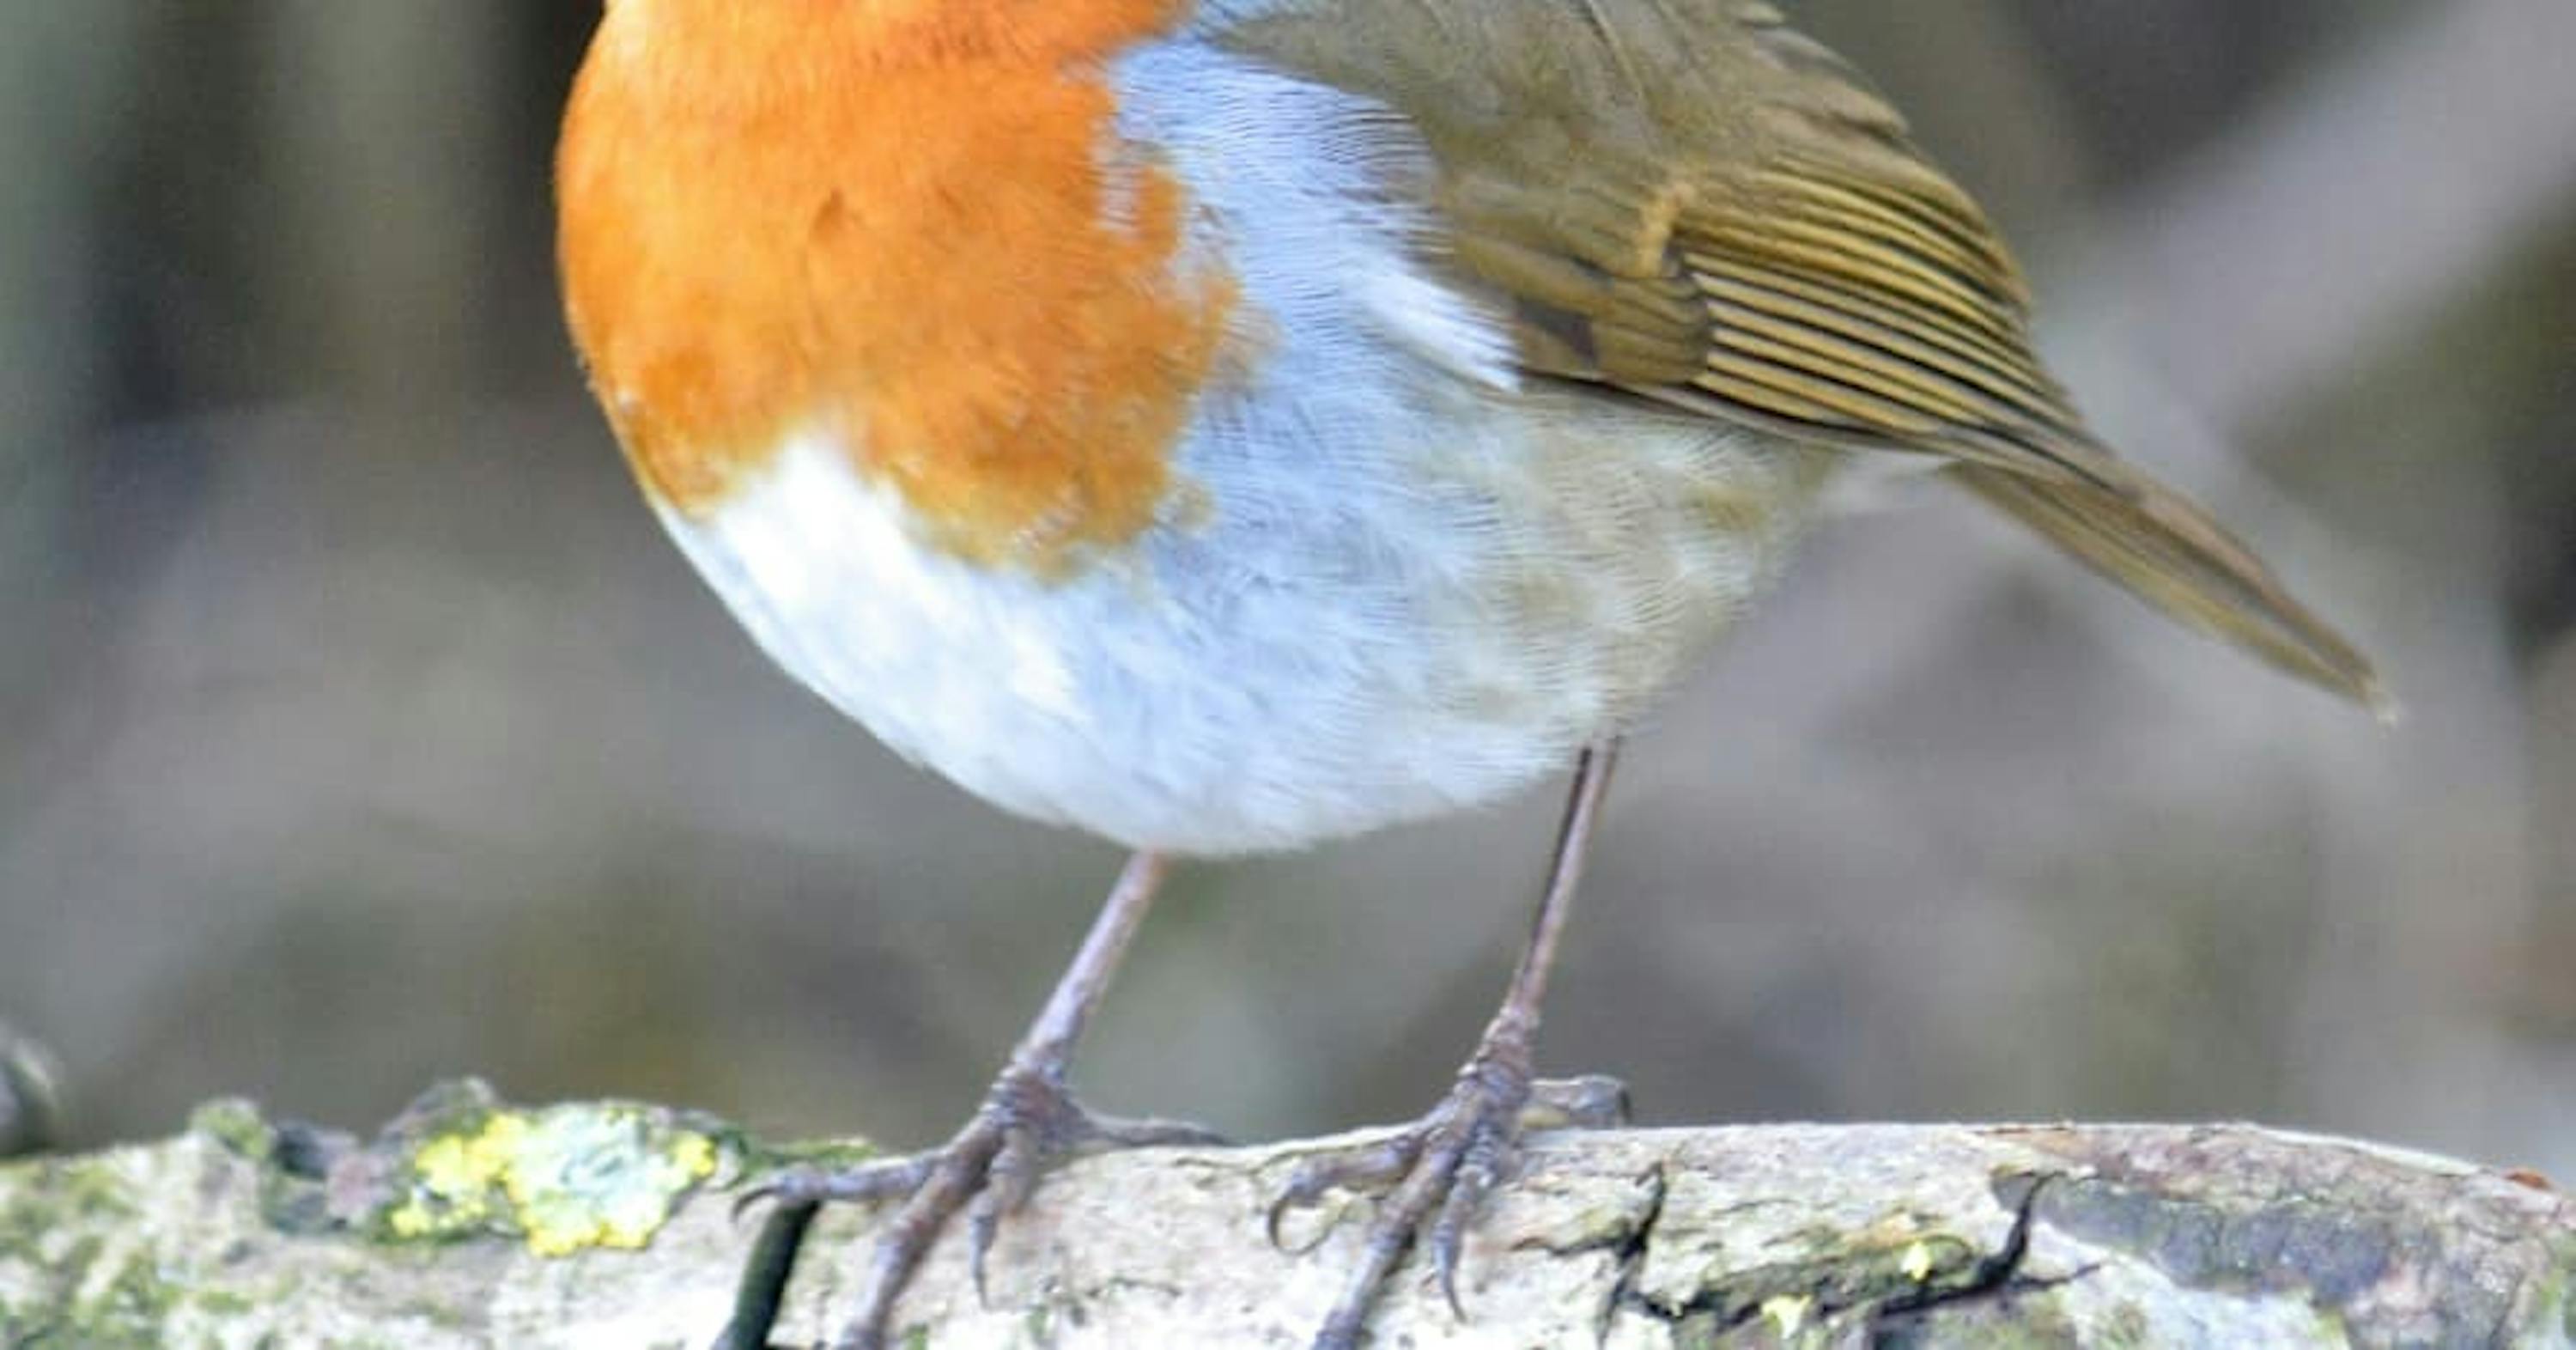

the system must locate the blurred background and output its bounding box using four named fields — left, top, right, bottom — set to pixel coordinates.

left=3, top=1, right=2572, bottom=1180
